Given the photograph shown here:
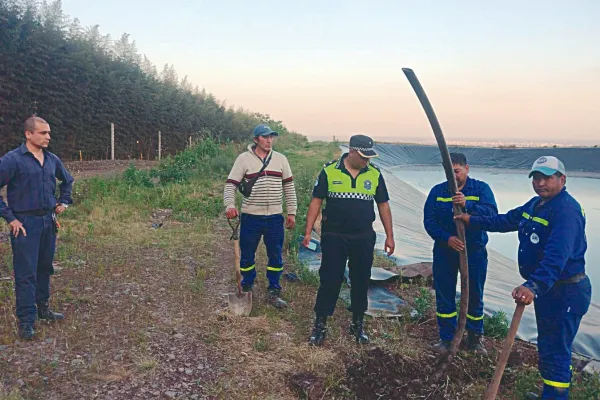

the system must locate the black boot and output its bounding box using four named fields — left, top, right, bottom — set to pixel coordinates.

left=267, top=288, right=288, bottom=309
left=432, top=339, right=451, bottom=355
left=37, top=303, right=64, bottom=322
left=241, top=283, right=254, bottom=293
left=349, top=313, right=369, bottom=344
left=18, top=323, right=35, bottom=340
left=467, top=331, right=488, bottom=356
left=308, top=315, right=327, bottom=346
